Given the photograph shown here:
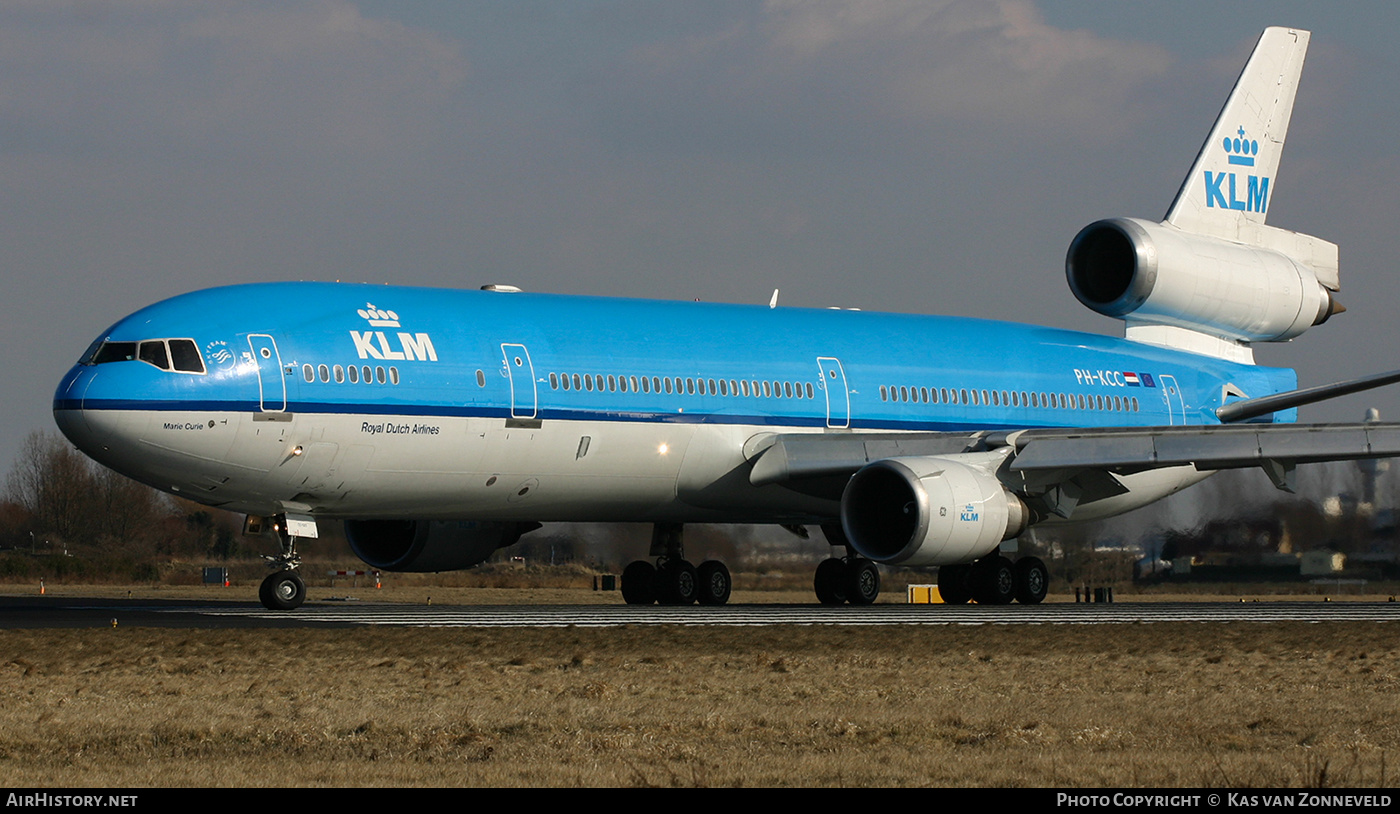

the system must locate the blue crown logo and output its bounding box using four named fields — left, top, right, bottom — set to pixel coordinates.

left=1223, top=126, right=1258, bottom=166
